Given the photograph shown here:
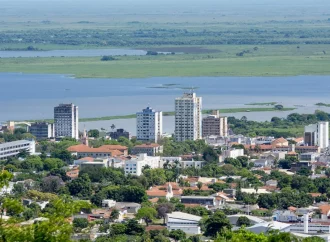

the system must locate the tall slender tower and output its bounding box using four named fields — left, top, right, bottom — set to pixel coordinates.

left=54, top=103, right=79, bottom=140
left=136, top=106, right=163, bottom=143
left=175, top=92, right=202, bottom=142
